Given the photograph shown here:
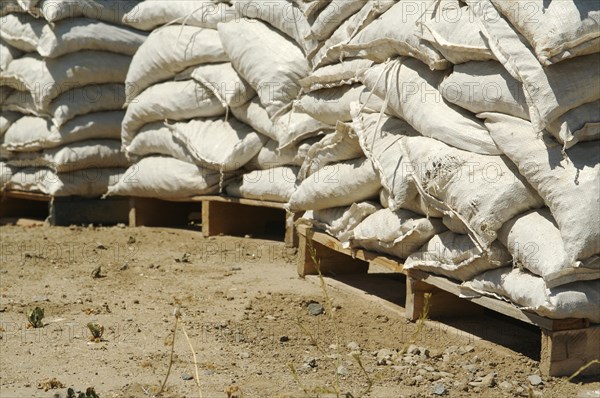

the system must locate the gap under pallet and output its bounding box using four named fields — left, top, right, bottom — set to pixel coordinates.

left=0, top=190, right=128, bottom=225
left=296, top=224, right=600, bottom=377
